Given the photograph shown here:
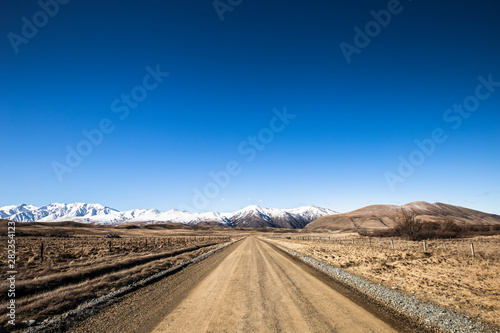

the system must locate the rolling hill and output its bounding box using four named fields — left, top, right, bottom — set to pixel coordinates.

left=305, top=201, right=500, bottom=231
